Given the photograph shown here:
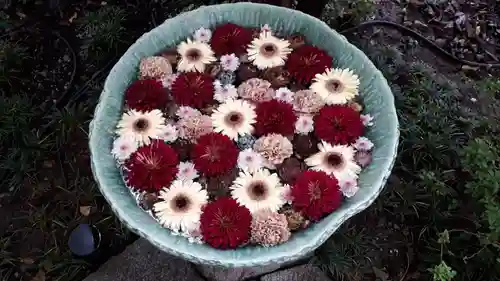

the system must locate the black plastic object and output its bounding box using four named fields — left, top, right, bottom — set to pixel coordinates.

left=68, top=224, right=101, bottom=256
